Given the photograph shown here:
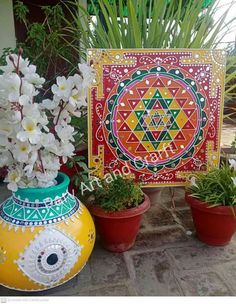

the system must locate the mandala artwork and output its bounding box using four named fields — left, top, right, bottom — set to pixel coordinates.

left=88, top=49, right=226, bottom=186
